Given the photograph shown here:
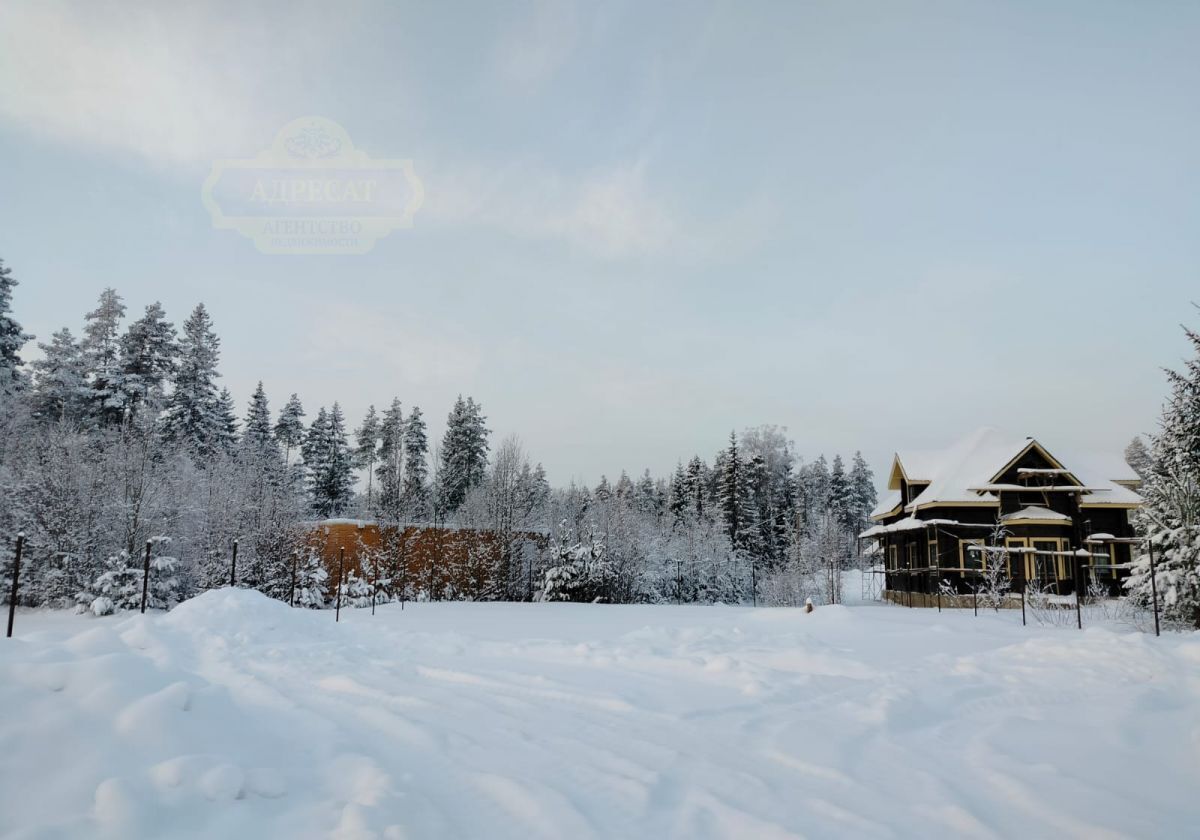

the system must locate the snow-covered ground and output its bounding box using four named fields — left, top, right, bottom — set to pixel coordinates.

left=3, top=587, right=1198, bottom=839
